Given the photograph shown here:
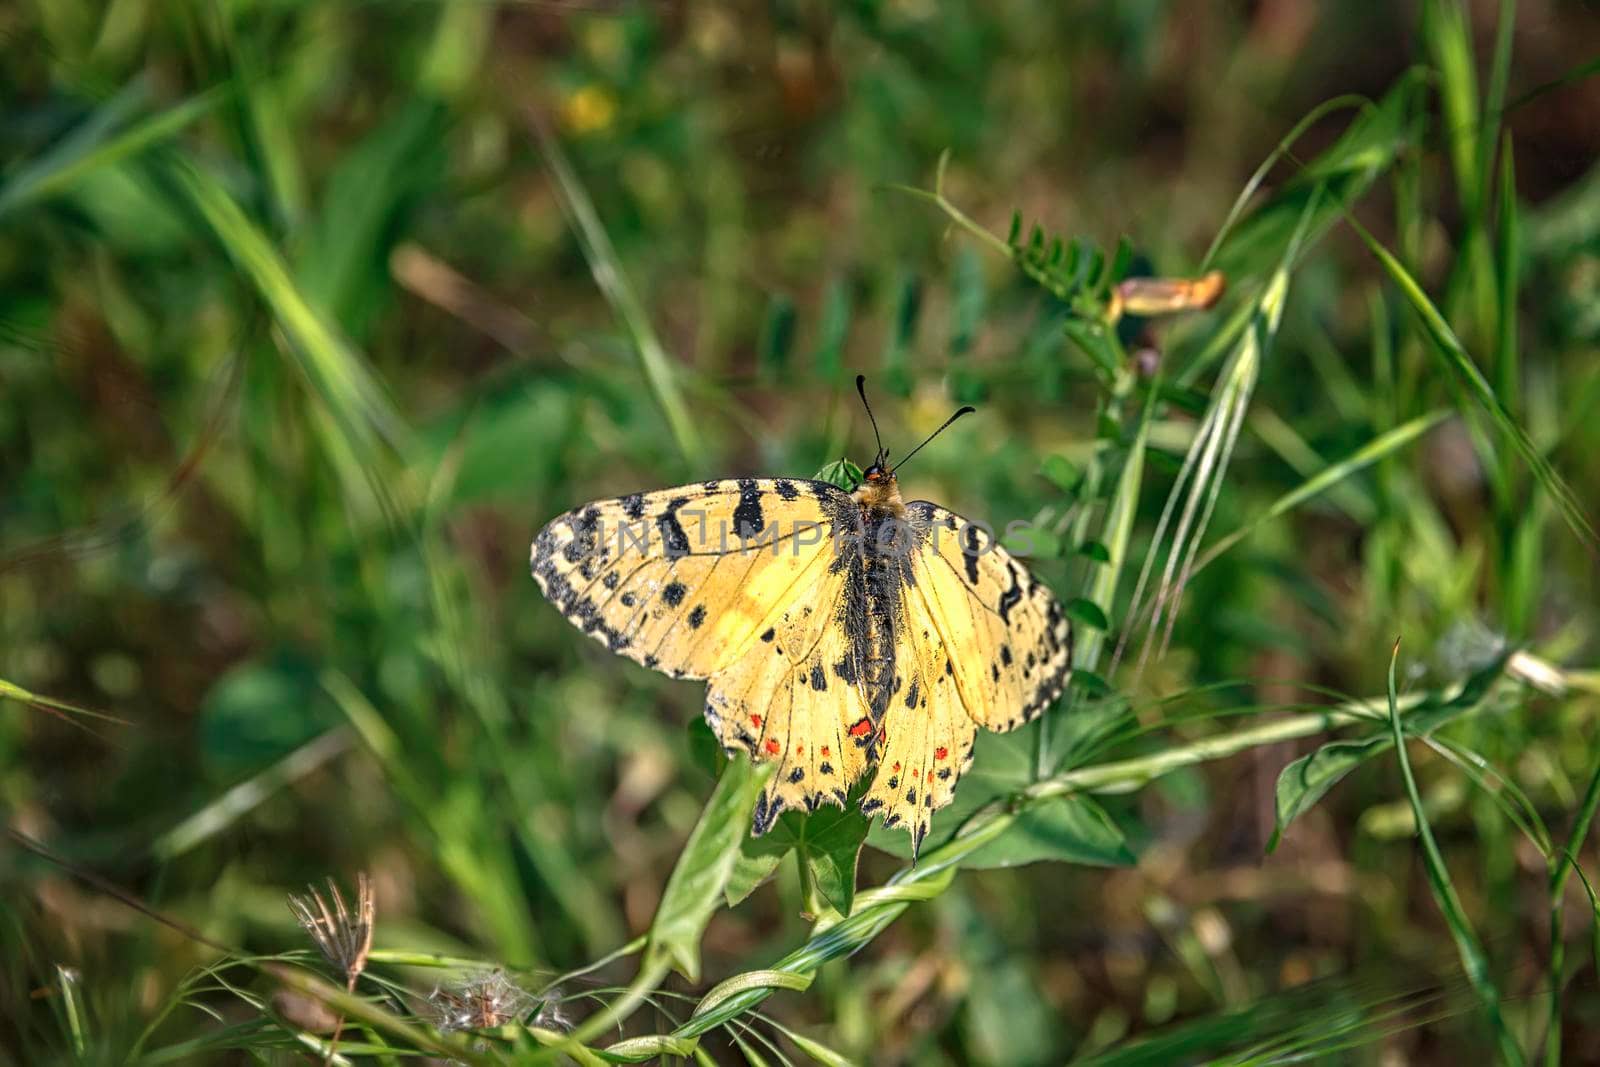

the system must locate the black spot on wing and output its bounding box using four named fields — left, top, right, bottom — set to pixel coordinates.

left=688, top=604, right=707, bottom=629
left=810, top=664, right=828, bottom=691
left=662, top=581, right=687, bottom=607
left=621, top=493, right=645, bottom=520
left=733, top=478, right=765, bottom=537
left=904, top=678, right=920, bottom=709
left=752, top=792, right=784, bottom=835
left=775, top=479, right=800, bottom=500
left=657, top=497, right=692, bottom=559
left=959, top=523, right=983, bottom=585
left=760, top=627, right=776, bottom=642
left=997, top=563, right=1024, bottom=623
